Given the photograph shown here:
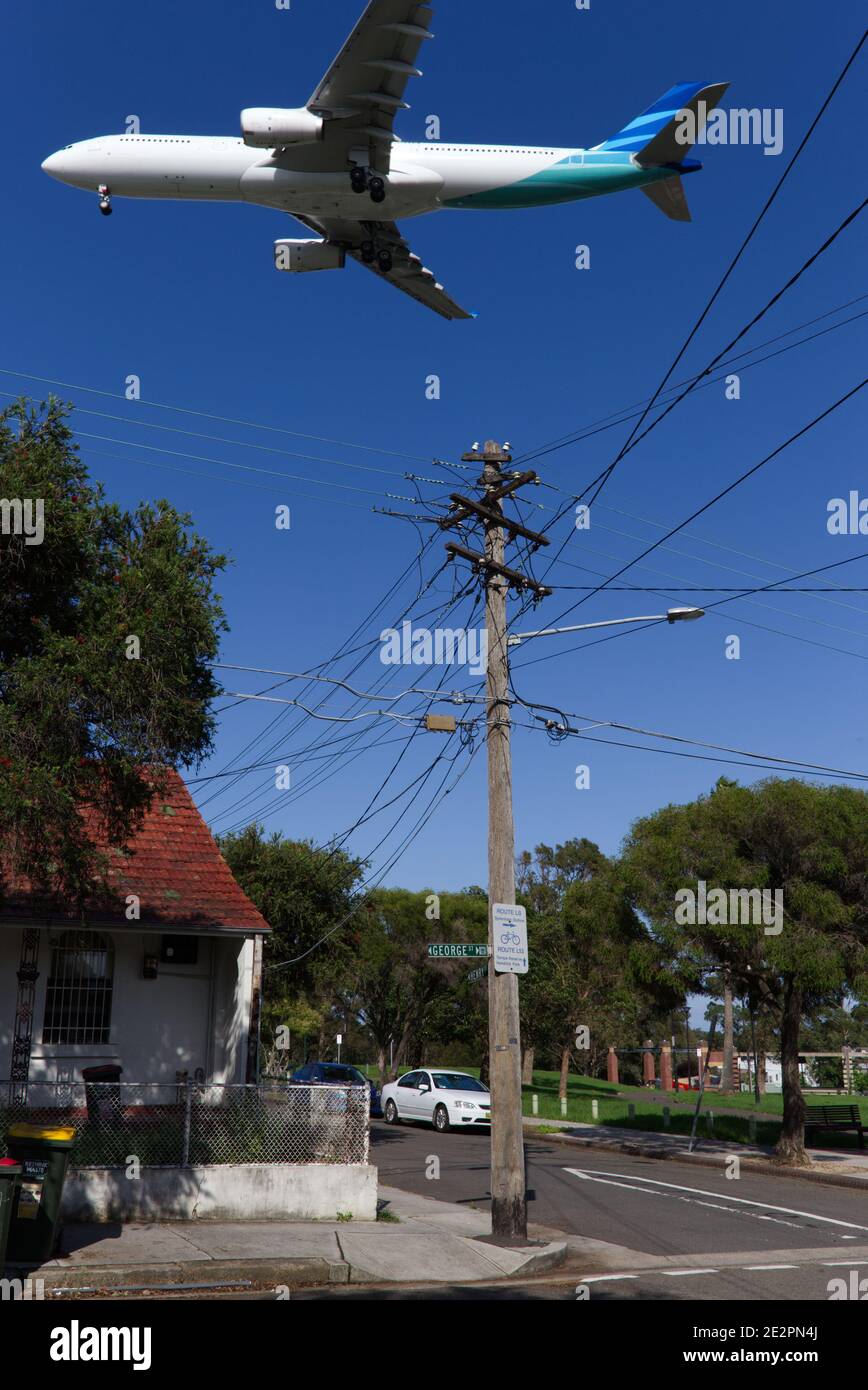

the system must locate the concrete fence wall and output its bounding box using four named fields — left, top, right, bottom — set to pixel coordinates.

left=60, top=1163, right=378, bottom=1223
